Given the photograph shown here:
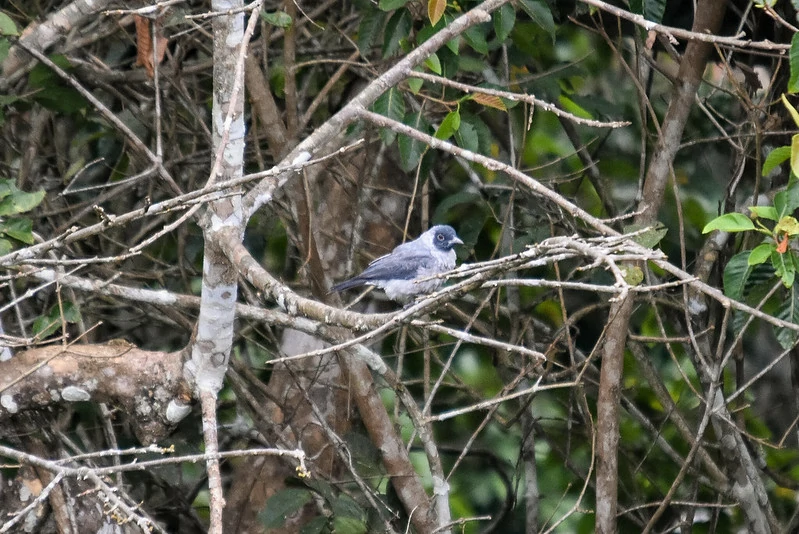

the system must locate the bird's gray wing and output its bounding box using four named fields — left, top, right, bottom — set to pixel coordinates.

left=356, top=251, right=435, bottom=282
